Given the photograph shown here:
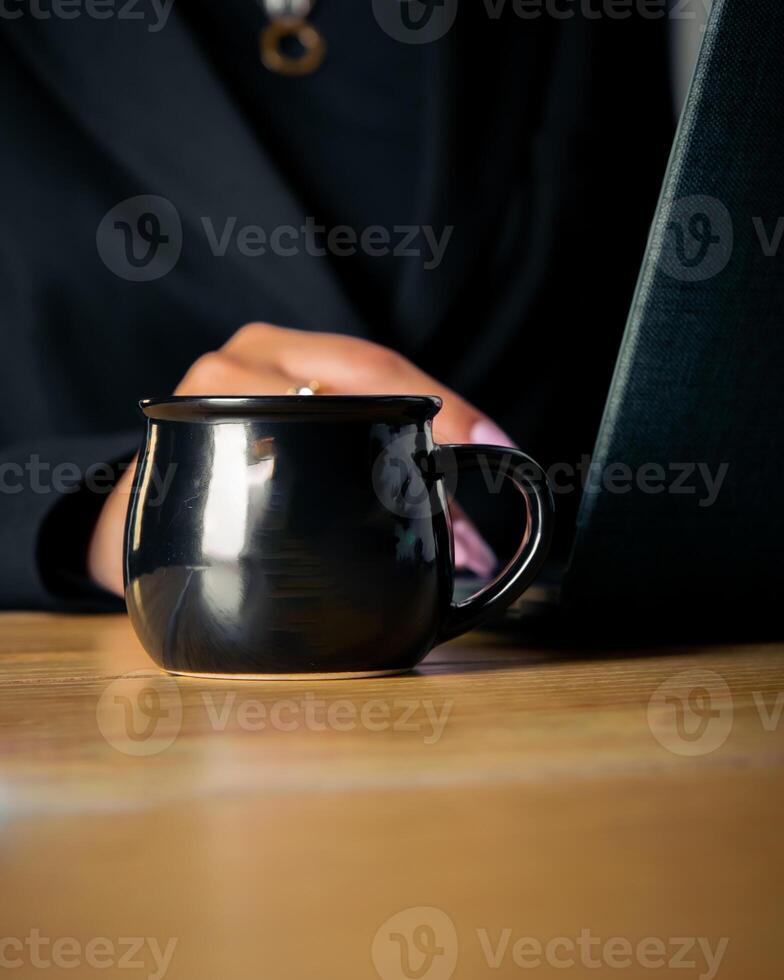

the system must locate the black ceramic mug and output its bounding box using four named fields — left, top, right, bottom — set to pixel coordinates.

left=124, top=396, right=554, bottom=678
